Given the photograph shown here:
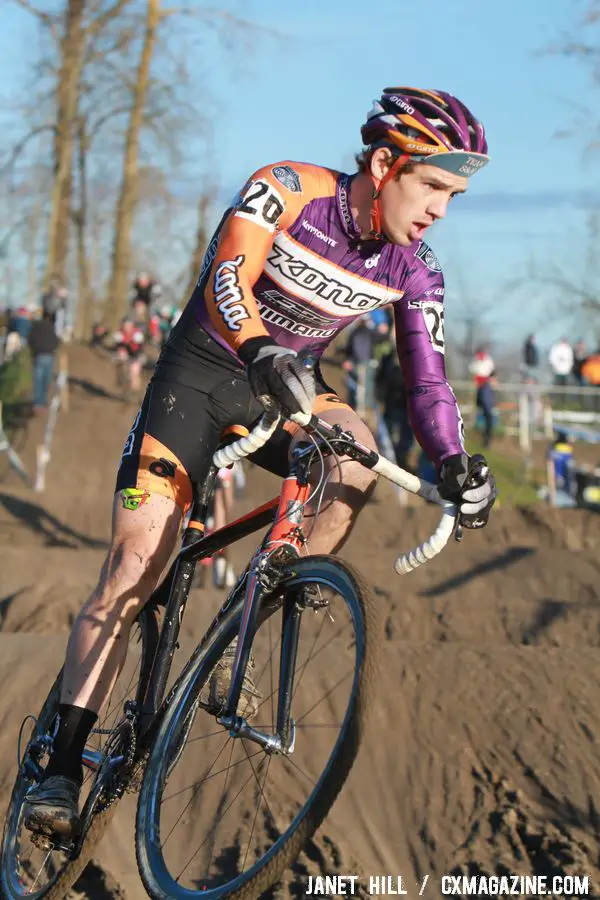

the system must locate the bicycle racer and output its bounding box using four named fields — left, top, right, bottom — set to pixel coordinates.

left=24, top=87, right=498, bottom=840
